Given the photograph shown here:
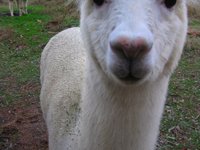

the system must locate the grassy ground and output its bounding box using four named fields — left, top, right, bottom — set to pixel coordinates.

left=0, top=5, right=50, bottom=106
left=0, top=1, right=78, bottom=149
left=0, top=1, right=79, bottom=106
left=0, top=1, right=199, bottom=149
left=158, top=19, right=200, bottom=149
